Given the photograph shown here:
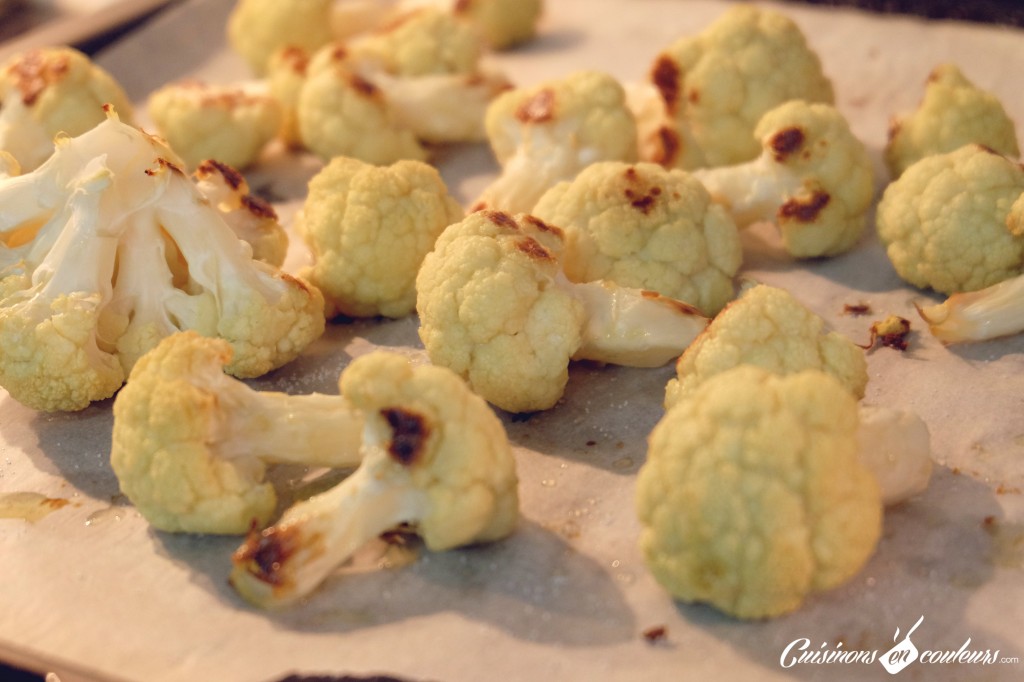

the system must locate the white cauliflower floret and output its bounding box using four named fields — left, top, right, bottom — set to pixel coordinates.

left=665, top=283, right=868, bottom=408
left=417, top=210, right=707, bottom=413
left=0, top=47, right=134, bottom=171
left=147, top=79, right=283, bottom=171
left=886, top=64, right=1020, bottom=179
left=532, top=161, right=742, bottom=316
left=876, top=144, right=1024, bottom=295
left=111, top=332, right=364, bottom=534
left=0, top=112, right=324, bottom=412
left=692, top=100, right=875, bottom=258
left=296, top=155, right=463, bottom=319
left=230, top=350, right=519, bottom=608
left=474, top=71, right=638, bottom=215
left=642, top=5, right=834, bottom=170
